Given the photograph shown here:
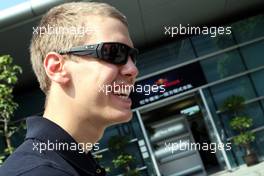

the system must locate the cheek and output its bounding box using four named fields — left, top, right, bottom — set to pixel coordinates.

left=71, top=62, right=119, bottom=97
left=97, top=64, right=119, bottom=86
left=69, top=65, right=99, bottom=99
